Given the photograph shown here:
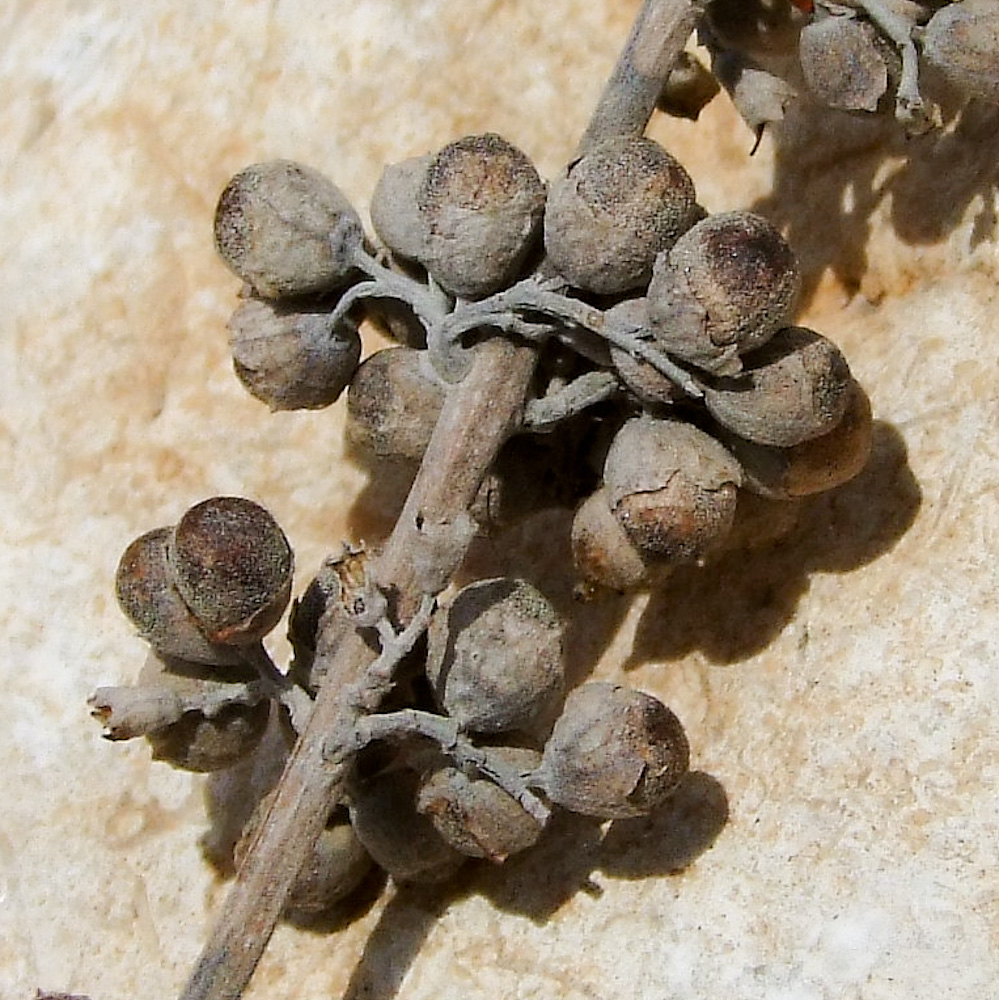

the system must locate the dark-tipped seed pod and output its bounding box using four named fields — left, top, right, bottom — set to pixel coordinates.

left=571, top=487, right=659, bottom=593
left=603, top=416, right=743, bottom=562
left=544, top=136, right=699, bottom=295
left=214, top=160, right=363, bottom=299
left=346, top=346, right=447, bottom=466
left=725, top=380, right=873, bottom=498
left=416, top=748, right=545, bottom=861
left=538, top=682, right=690, bottom=819
left=235, top=799, right=373, bottom=915
left=648, top=211, right=800, bottom=375
left=920, top=0, right=999, bottom=105
left=703, top=326, right=853, bottom=447
left=799, top=15, right=892, bottom=113
left=369, top=154, right=433, bottom=262
left=348, top=768, right=465, bottom=884
left=426, top=577, right=565, bottom=735
left=417, top=133, right=546, bottom=298
left=138, top=653, right=270, bottom=773
left=169, top=497, right=293, bottom=646
left=115, top=527, right=243, bottom=667
left=227, top=297, right=361, bottom=411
